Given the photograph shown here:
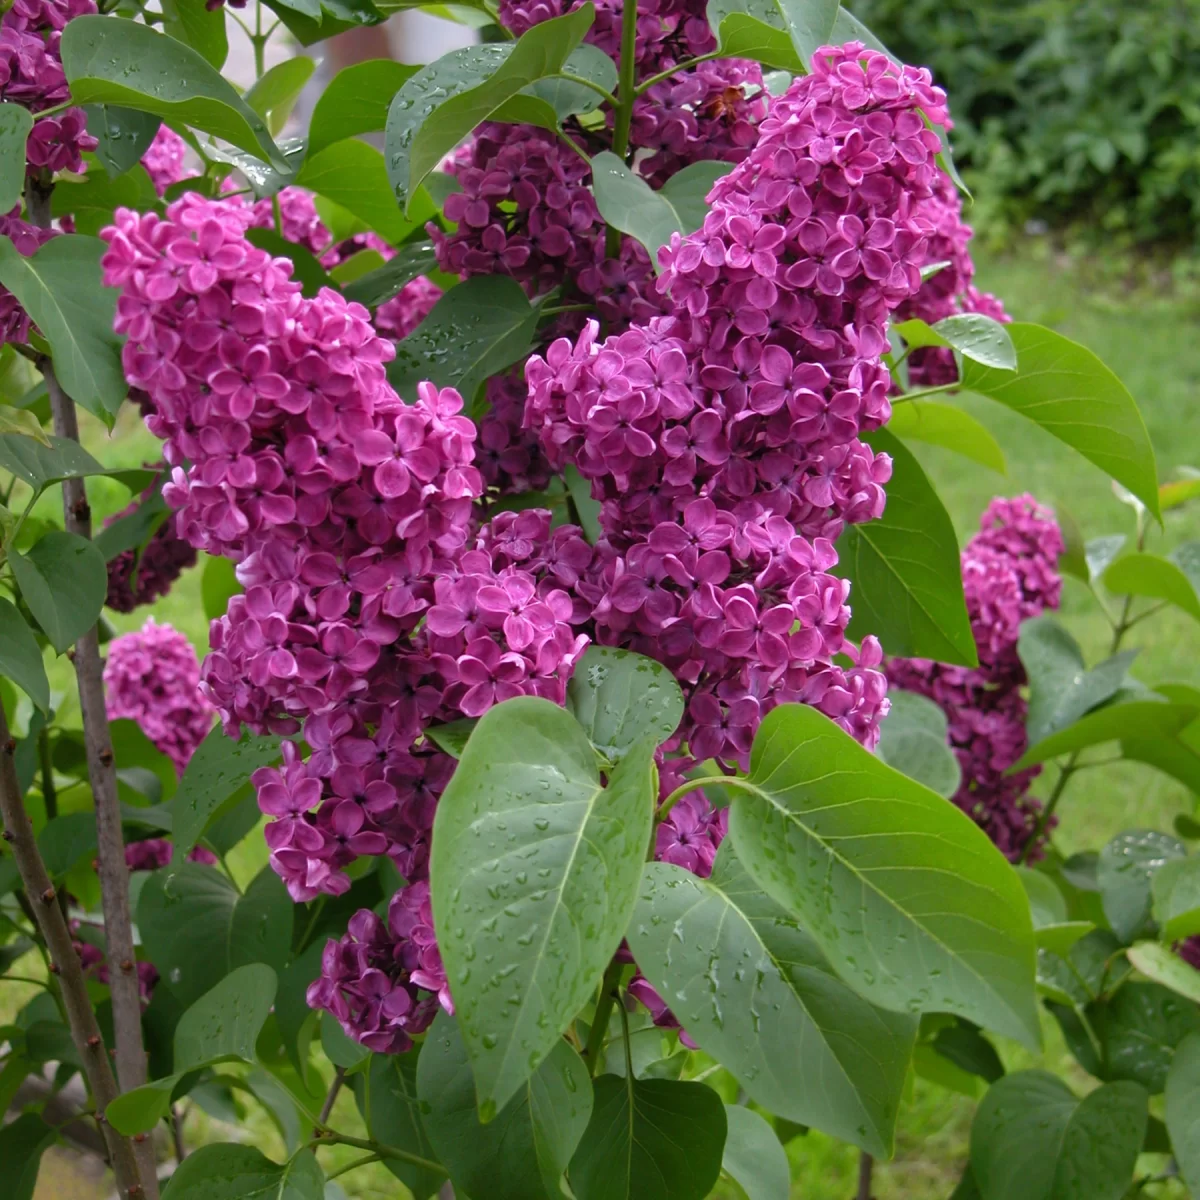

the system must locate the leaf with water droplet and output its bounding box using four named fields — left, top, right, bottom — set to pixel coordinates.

left=155, top=1142, right=323, bottom=1199
left=1097, top=829, right=1186, bottom=943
